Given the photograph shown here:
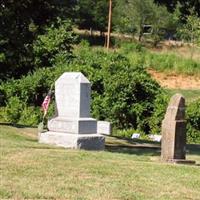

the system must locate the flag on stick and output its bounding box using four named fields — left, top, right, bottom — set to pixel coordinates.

left=41, top=90, right=52, bottom=117
left=38, top=84, right=54, bottom=133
